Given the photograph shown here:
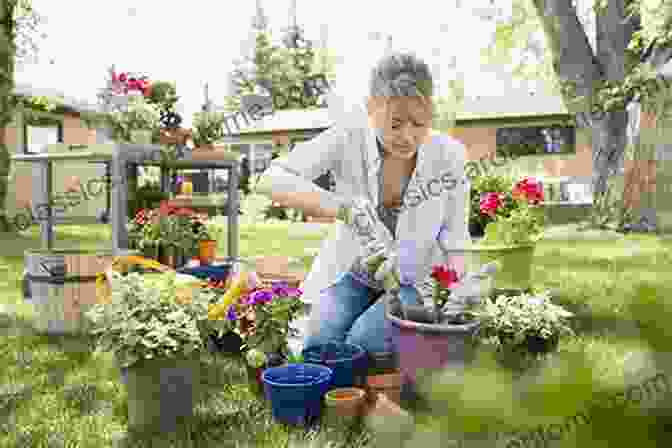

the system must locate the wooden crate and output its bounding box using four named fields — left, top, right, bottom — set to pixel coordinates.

left=26, top=250, right=115, bottom=334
